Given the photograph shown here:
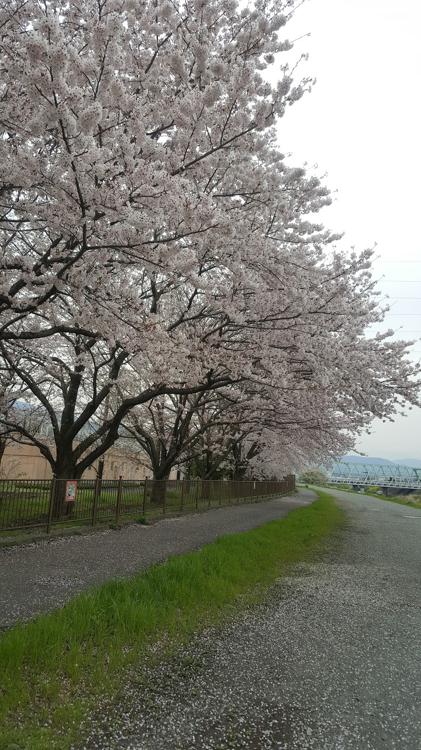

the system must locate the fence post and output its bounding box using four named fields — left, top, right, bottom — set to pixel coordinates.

left=142, top=478, right=148, bottom=518
left=115, top=475, right=123, bottom=526
left=46, top=476, right=56, bottom=534
left=92, top=476, right=100, bottom=526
